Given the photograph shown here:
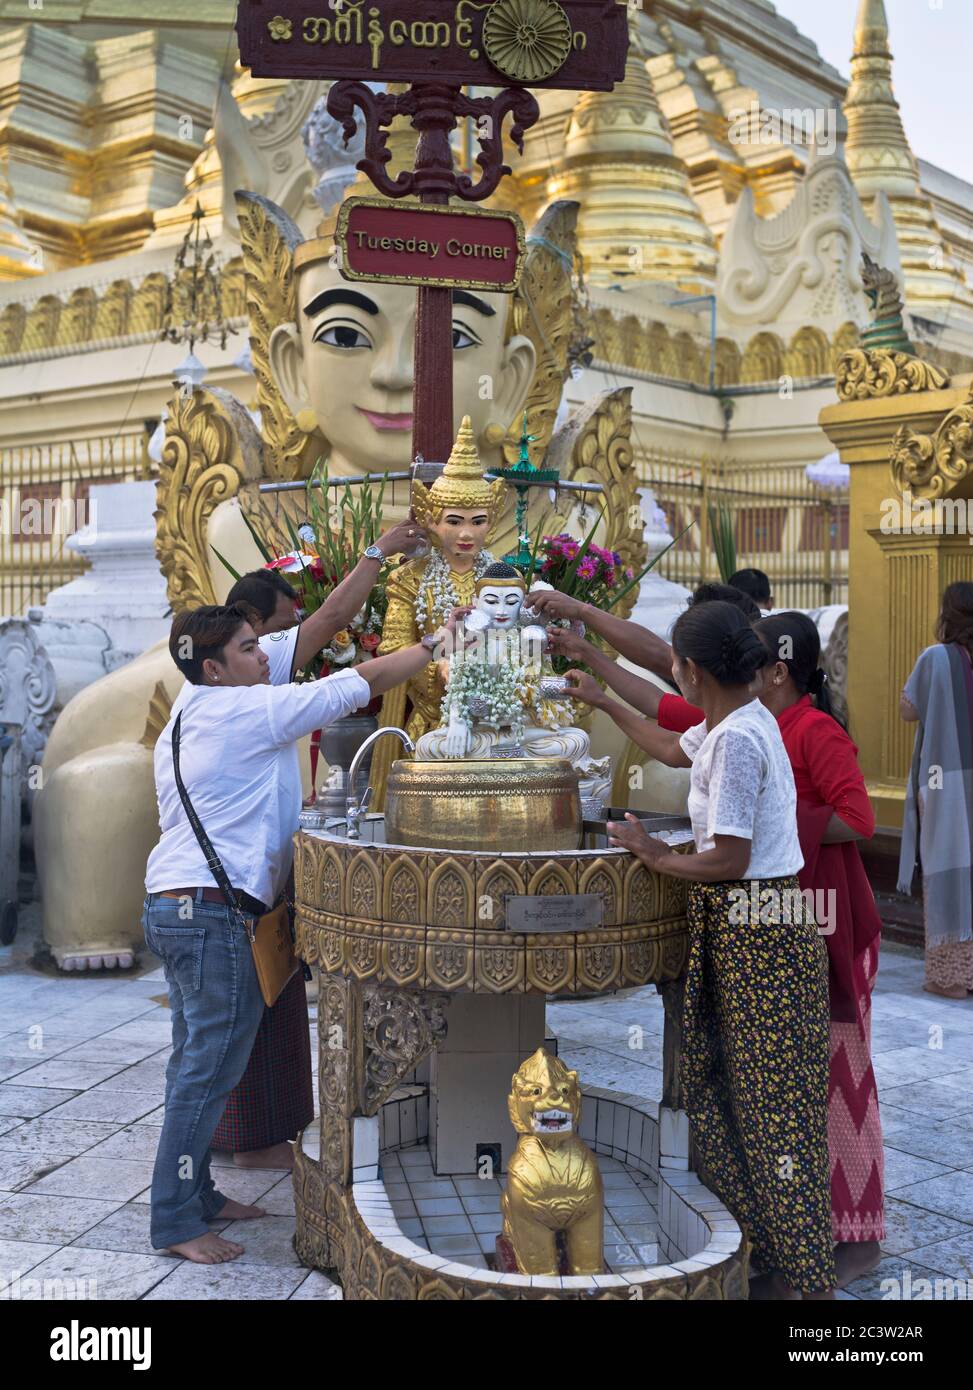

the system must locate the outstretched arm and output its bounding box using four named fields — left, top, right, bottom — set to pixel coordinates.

left=563, top=670, right=690, bottom=768
left=293, top=520, right=428, bottom=672
left=546, top=627, right=664, bottom=718
left=526, top=589, right=675, bottom=682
